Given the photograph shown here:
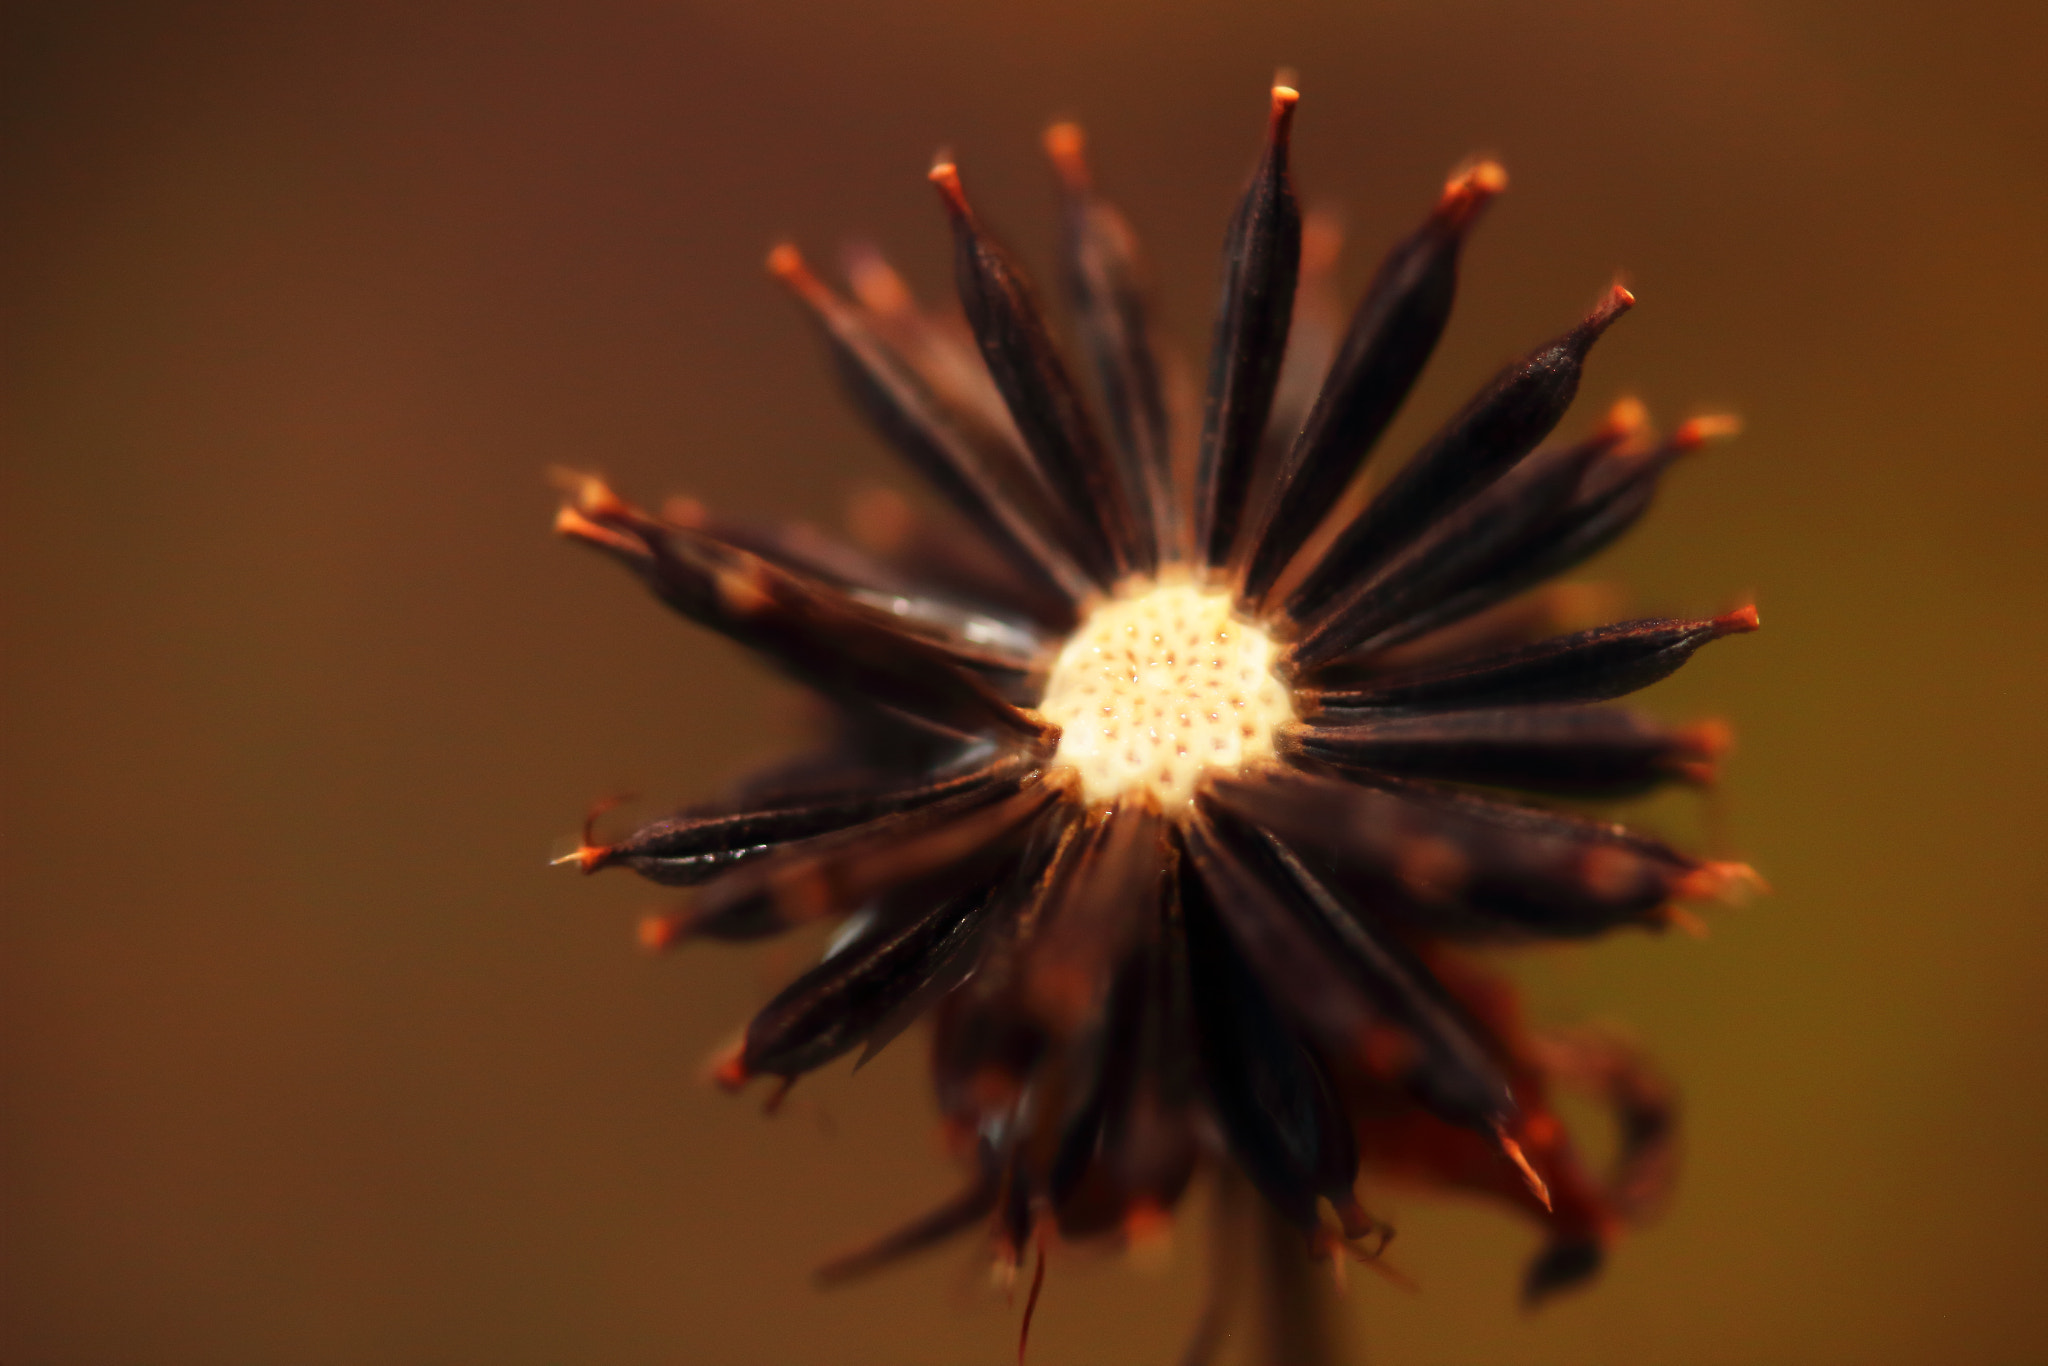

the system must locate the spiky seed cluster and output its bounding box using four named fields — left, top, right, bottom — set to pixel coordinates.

left=554, top=80, right=1759, bottom=1351
left=1040, top=582, right=1292, bottom=810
